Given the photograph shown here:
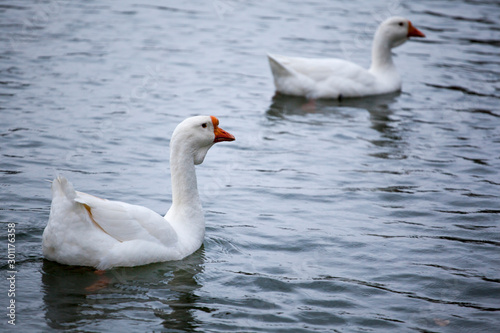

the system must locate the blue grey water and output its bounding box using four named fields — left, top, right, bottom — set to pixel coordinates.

left=1, top=0, right=499, bottom=332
